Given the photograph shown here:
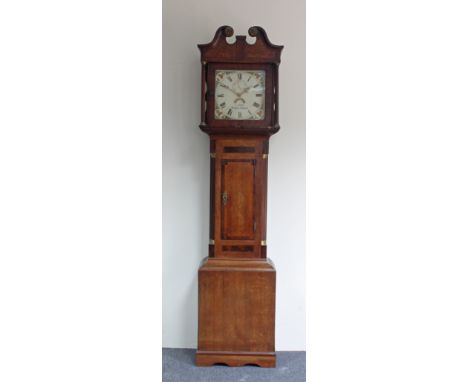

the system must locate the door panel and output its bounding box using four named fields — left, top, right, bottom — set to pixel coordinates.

left=221, top=159, right=256, bottom=240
